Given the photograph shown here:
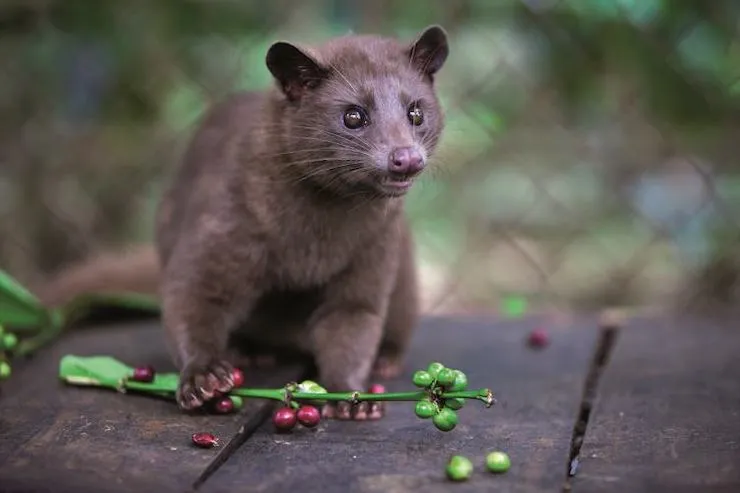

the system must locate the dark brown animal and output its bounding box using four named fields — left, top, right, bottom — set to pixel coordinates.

left=36, top=26, right=450, bottom=419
